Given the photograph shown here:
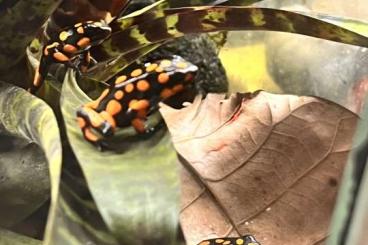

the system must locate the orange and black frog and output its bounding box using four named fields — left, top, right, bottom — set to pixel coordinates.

left=29, top=21, right=111, bottom=94
left=197, top=235, right=260, bottom=245
left=76, top=55, right=198, bottom=146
